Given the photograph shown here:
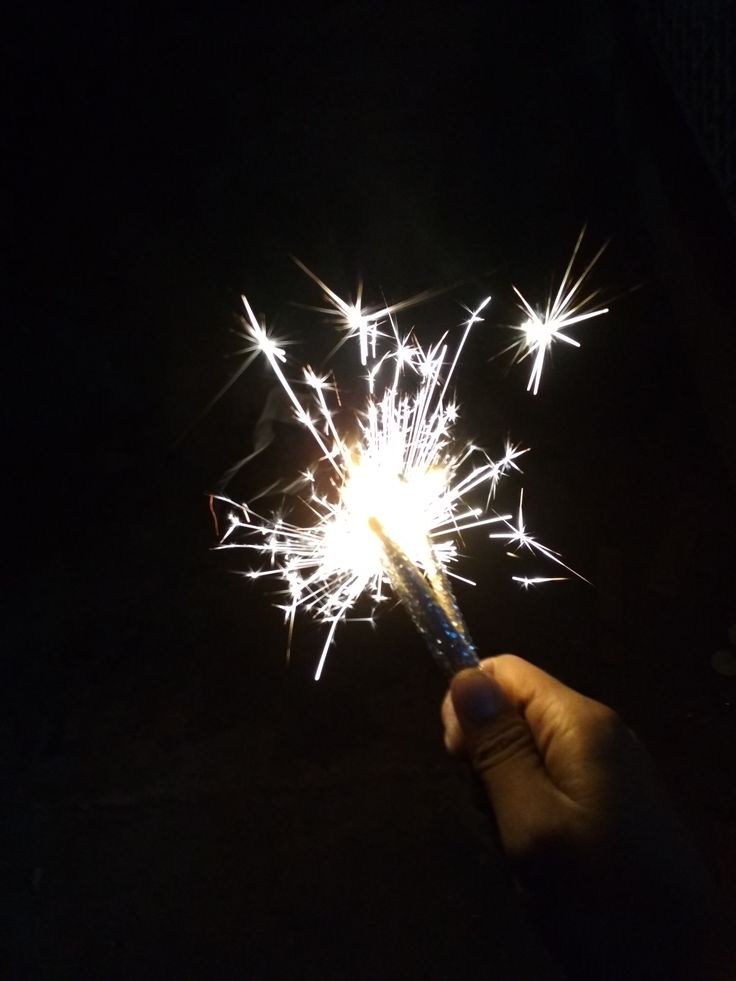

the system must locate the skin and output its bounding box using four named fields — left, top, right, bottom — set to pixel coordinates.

left=442, top=657, right=713, bottom=980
